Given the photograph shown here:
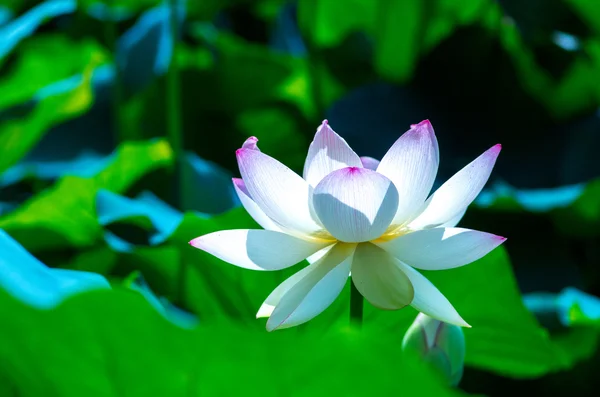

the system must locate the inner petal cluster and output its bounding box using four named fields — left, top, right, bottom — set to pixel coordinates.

left=312, top=167, right=399, bottom=243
